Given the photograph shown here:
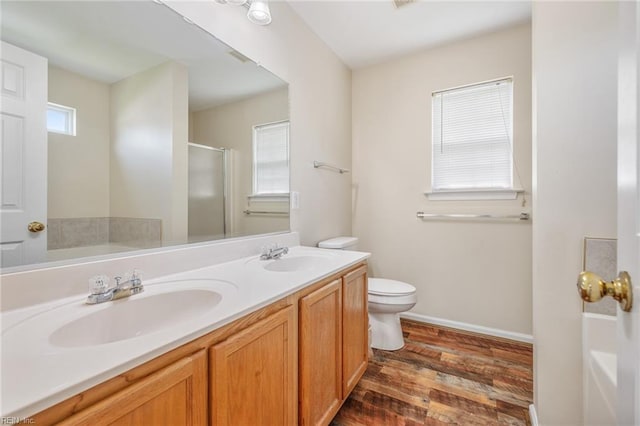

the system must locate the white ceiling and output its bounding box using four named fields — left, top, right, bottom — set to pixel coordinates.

left=0, top=1, right=286, bottom=110
left=287, top=0, right=532, bottom=69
